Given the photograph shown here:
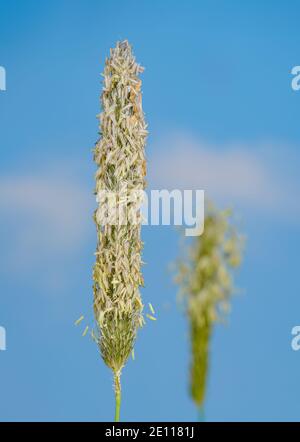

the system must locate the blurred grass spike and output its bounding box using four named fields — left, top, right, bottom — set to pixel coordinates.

left=175, top=204, right=244, bottom=411
left=92, top=40, right=147, bottom=422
